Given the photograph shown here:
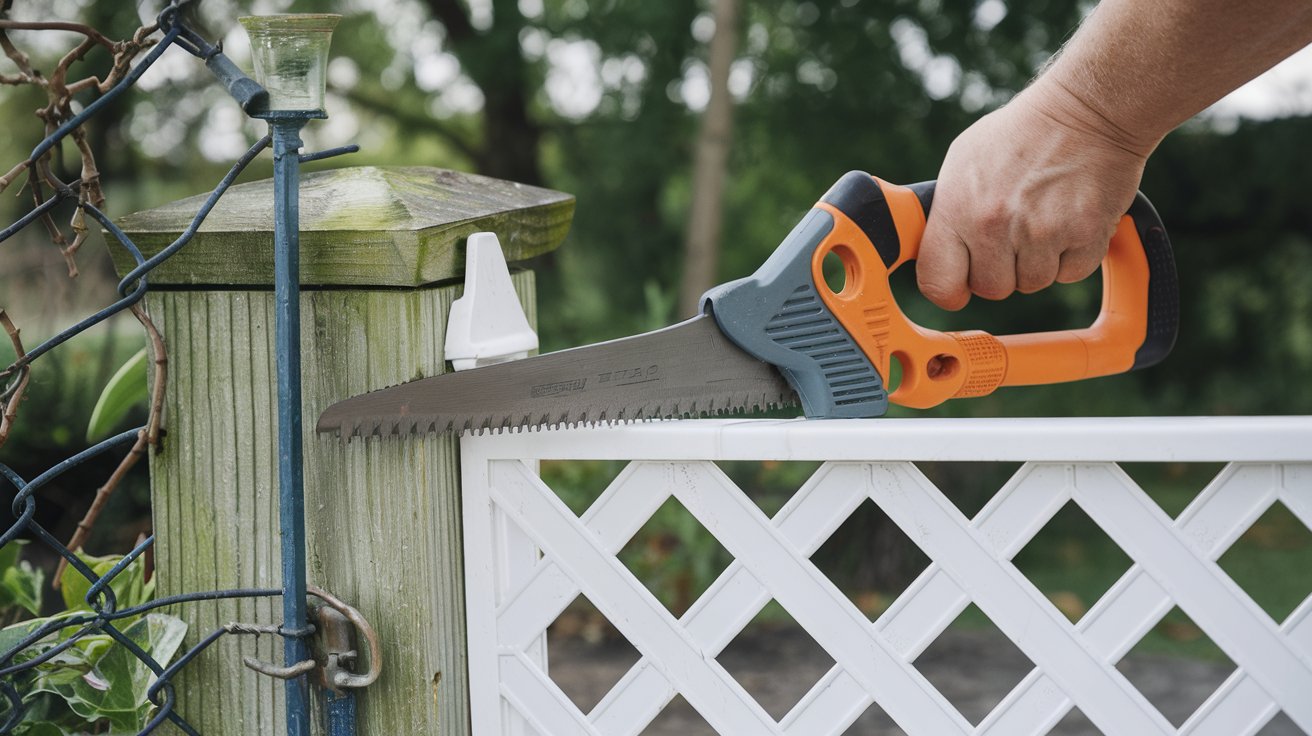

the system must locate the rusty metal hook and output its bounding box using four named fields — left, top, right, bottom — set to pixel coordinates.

left=308, top=585, right=382, bottom=690
left=241, top=656, right=316, bottom=680
left=234, top=585, right=380, bottom=690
